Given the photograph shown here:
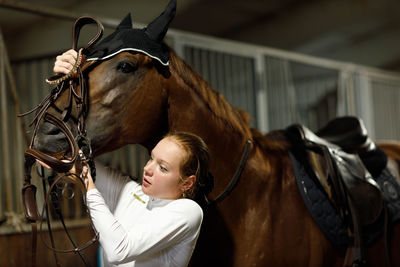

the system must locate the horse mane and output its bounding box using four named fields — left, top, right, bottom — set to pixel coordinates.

left=168, top=49, right=290, bottom=152
left=168, top=49, right=251, bottom=137
left=252, top=129, right=290, bottom=152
